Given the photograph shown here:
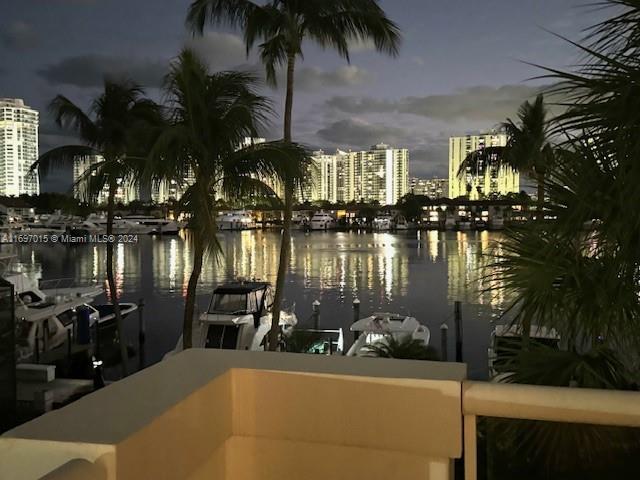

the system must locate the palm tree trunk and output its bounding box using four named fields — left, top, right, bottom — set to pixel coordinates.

left=105, top=179, right=128, bottom=377
left=269, top=52, right=296, bottom=352
left=183, top=237, right=204, bottom=350
left=536, top=171, right=545, bottom=218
